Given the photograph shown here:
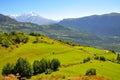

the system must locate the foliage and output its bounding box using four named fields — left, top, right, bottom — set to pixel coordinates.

left=94, top=56, right=106, bottom=61
left=51, top=58, right=60, bottom=71
left=83, top=57, right=91, bottom=63
left=0, top=31, right=29, bottom=47
left=29, top=32, right=41, bottom=36
left=39, top=58, right=48, bottom=73
left=45, top=68, right=52, bottom=74
left=58, top=39, right=79, bottom=46
left=99, top=56, right=106, bottom=61
left=85, top=68, right=96, bottom=76
left=2, top=63, right=14, bottom=76
left=14, top=57, right=33, bottom=78
left=33, top=58, right=60, bottom=75
left=117, top=54, right=120, bottom=63
left=33, top=60, right=40, bottom=75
